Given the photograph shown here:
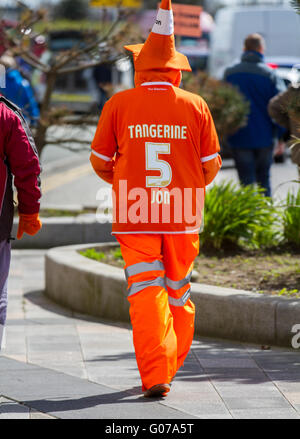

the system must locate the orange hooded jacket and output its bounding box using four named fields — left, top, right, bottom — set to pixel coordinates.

left=90, top=68, right=221, bottom=234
